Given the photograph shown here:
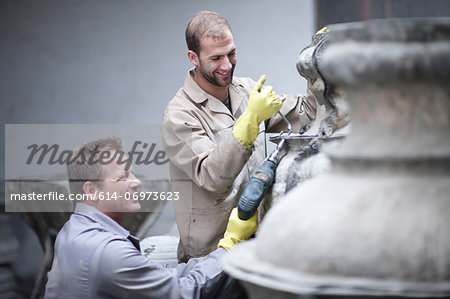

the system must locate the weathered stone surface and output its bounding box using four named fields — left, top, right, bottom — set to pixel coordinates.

left=224, top=18, right=450, bottom=298
left=259, top=28, right=350, bottom=220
